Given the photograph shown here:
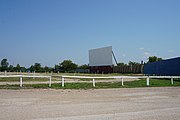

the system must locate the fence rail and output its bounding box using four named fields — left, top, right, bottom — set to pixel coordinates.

left=0, top=75, right=51, bottom=87
left=0, top=74, right=180, bottom=88
left=61, top=75, right=180, bottom=87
